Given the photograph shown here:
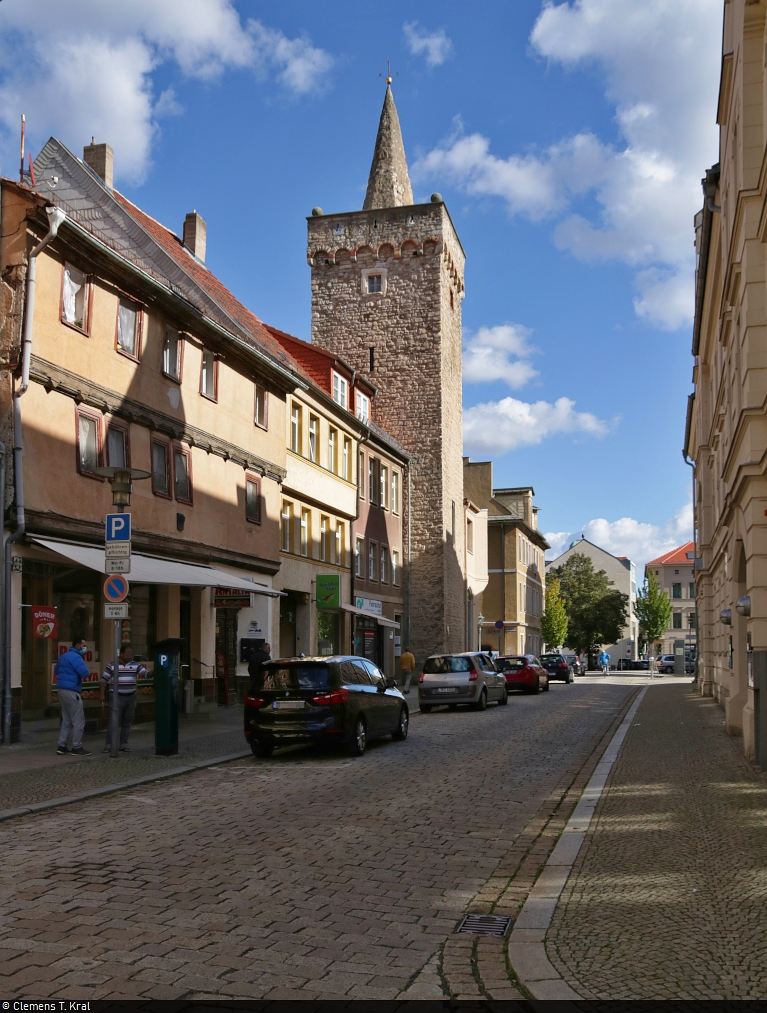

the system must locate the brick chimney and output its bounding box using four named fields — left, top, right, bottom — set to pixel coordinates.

left=183, top=211, right=206, bottom=264
left=83, top=140, right=113, bottom=189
